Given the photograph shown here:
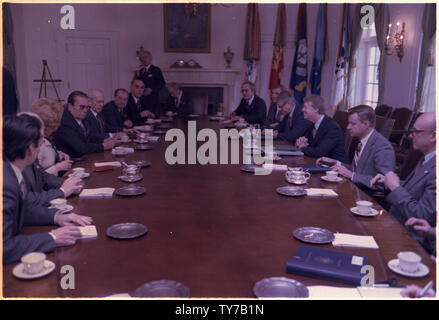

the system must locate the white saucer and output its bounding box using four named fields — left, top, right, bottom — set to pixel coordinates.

left=321, top=176, right=343, bottom=183
left=350, top=207, right=379, bottom=217
left=387, top=259, right=429, bottom=278
left=68, top=172, right=90, bottom=179
left=49, top=204, right=74, bottom=214
left=13, top=260, right=56, bottom=280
